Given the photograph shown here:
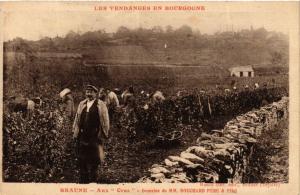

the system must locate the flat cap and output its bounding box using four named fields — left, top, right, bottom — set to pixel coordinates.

left=86, top=85, right=98, bottom=92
